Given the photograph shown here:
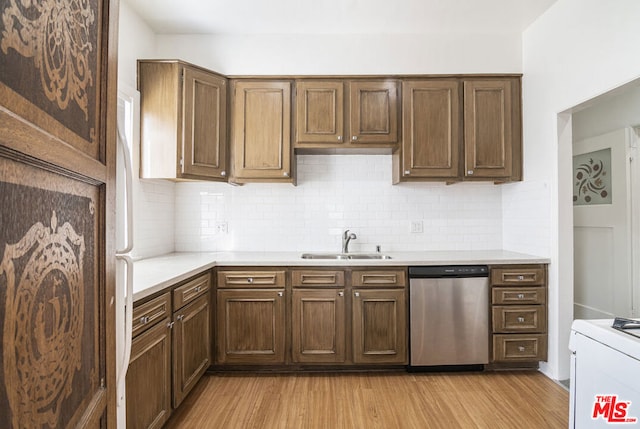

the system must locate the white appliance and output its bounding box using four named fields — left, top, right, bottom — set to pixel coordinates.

left=115, top=87, right=136, bottom=428
left=569, top=319, right=640, bottom=428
